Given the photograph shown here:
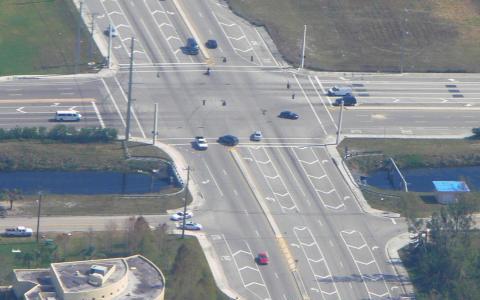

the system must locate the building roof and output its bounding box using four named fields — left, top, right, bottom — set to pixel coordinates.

left=433, top=181, right=470, bottom=192
left=14, top=255, right=165, bottom=300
